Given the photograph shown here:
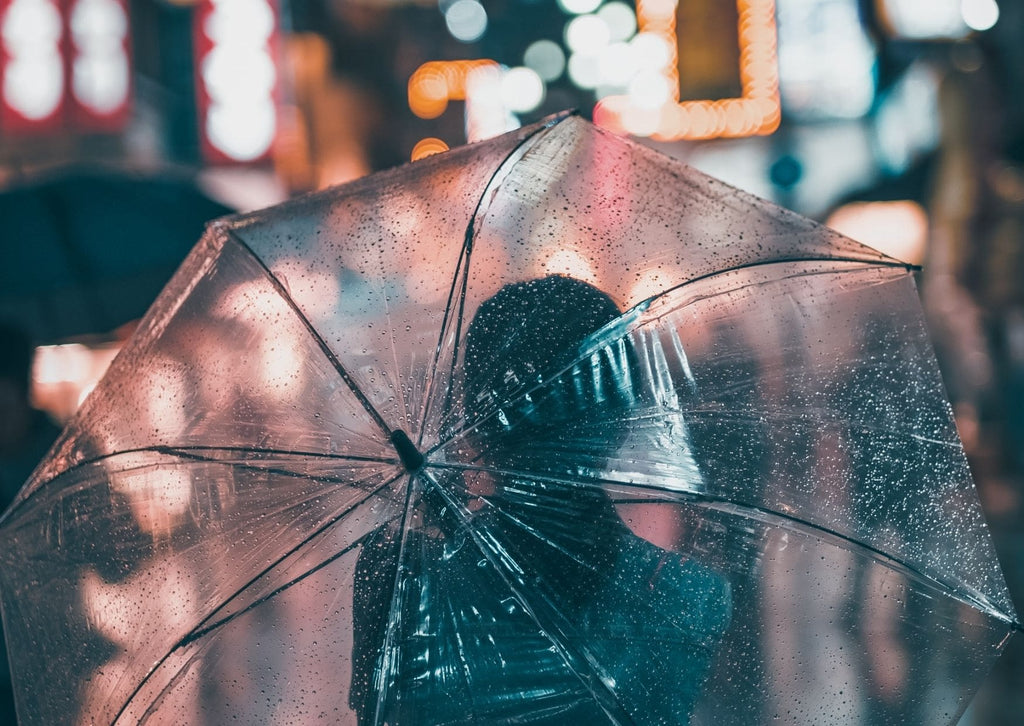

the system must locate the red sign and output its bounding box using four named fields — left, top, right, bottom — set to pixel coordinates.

left=66, top=0, right=132, bottom=132
left=0, top=0, right=68, bottom=134
left=0, top=0, right=131, bottom=135
left=193, top=0, right=282, bottom=164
